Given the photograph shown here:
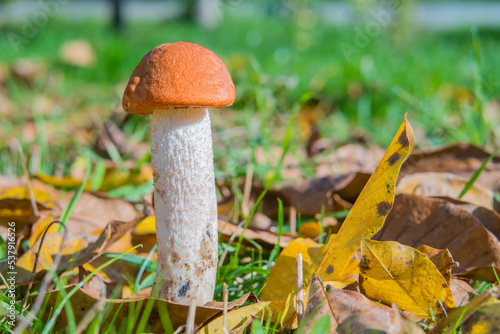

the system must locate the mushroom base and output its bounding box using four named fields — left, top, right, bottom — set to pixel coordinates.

left=151, top=108, right=218, bottom=304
